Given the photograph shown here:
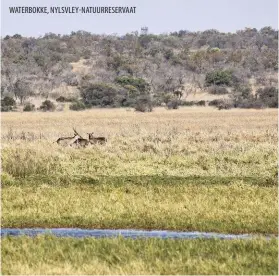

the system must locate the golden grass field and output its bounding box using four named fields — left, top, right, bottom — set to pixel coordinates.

left=1, top=107, right=278, bottom=274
